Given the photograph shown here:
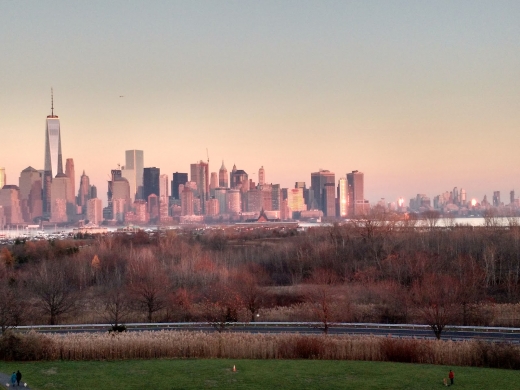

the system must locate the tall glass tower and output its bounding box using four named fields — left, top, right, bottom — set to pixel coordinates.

left=43, top=89, right=63, bottom=214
